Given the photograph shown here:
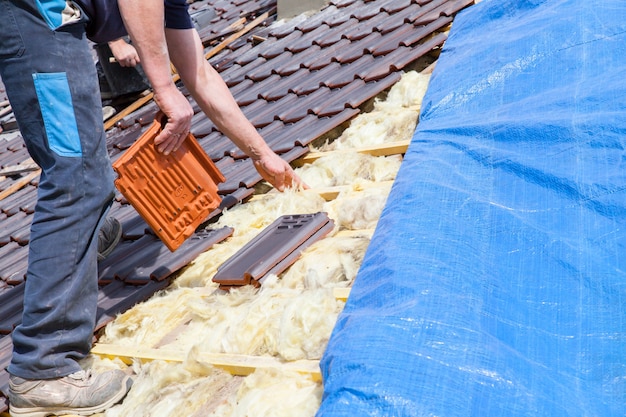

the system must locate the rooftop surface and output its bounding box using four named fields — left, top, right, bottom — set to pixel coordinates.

left=0, top=0, right=474, bottom=412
